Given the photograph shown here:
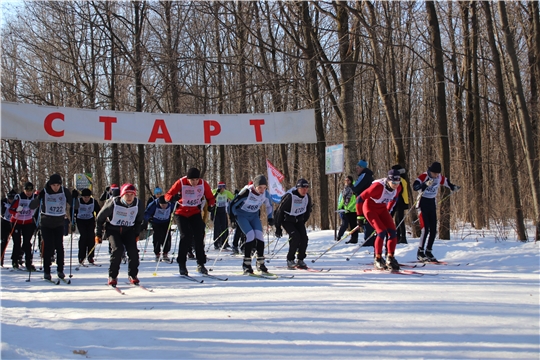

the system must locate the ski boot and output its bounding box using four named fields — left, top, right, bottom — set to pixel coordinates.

left=129, top=276, right=140, bottom=285
left=386, top=255, right=400, bottom=271
left=287, top=259, right=296, bottom=269
left=296, top=259, right=308, bottom=269
left=373, top=256, right=387, bottom=270
left=417, top=249, right=428, bottom=262
left=256, top=257, right=268, bottom=273
left=242, top=258, right=254, bottom=274
left=108, top=277, right=118, bottom=286
left=179, top=263, right=188, bottom=276
left=425, top=250, right=438, bottom=262
left=197, top=264, right=208, bottom=275
left=57, top=271, right=65, bottom=279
